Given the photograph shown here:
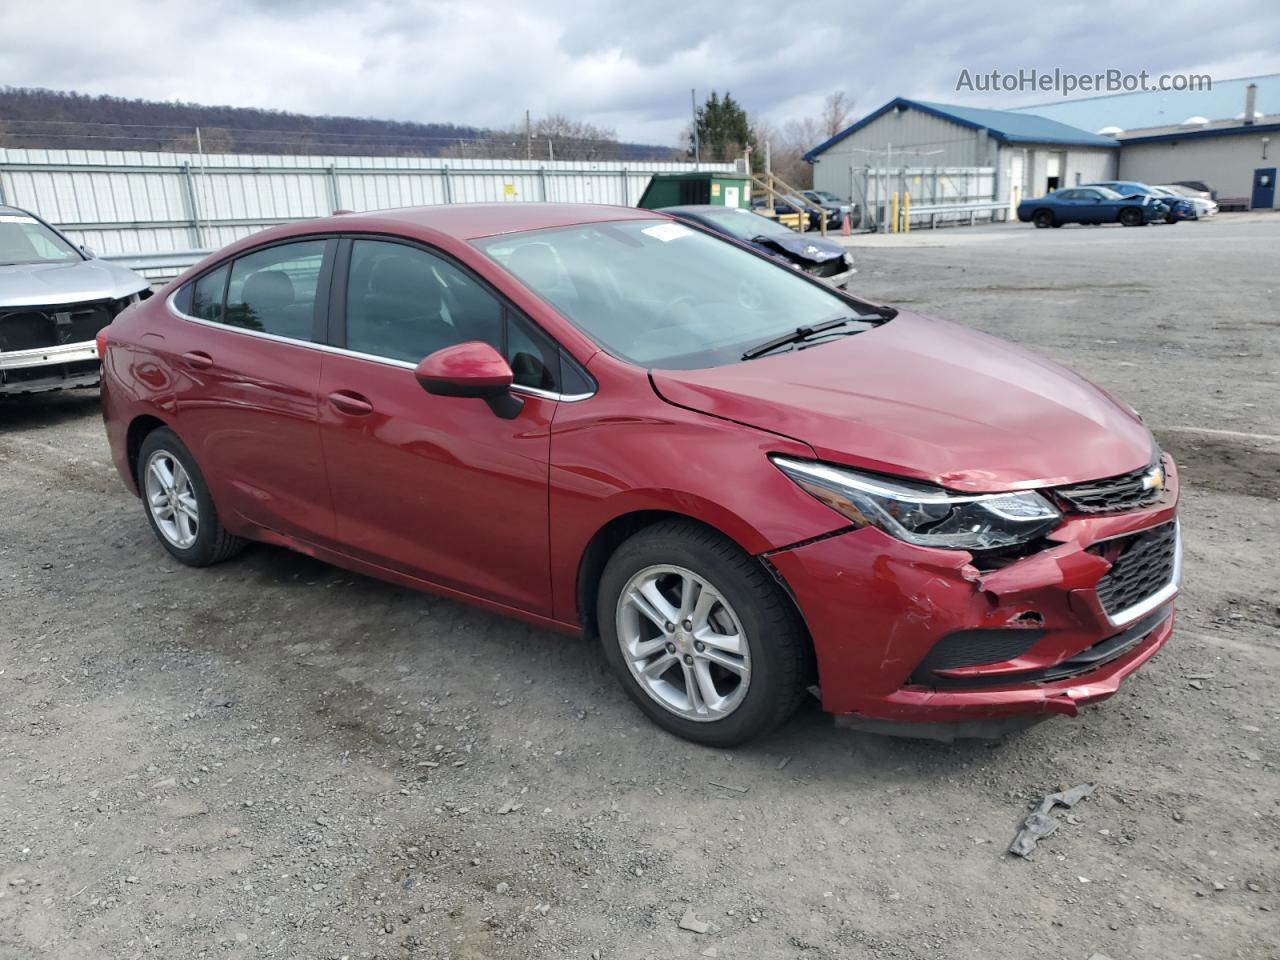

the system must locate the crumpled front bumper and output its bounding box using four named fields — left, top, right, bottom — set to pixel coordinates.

left=766, top=460, right=1180, bottom=727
